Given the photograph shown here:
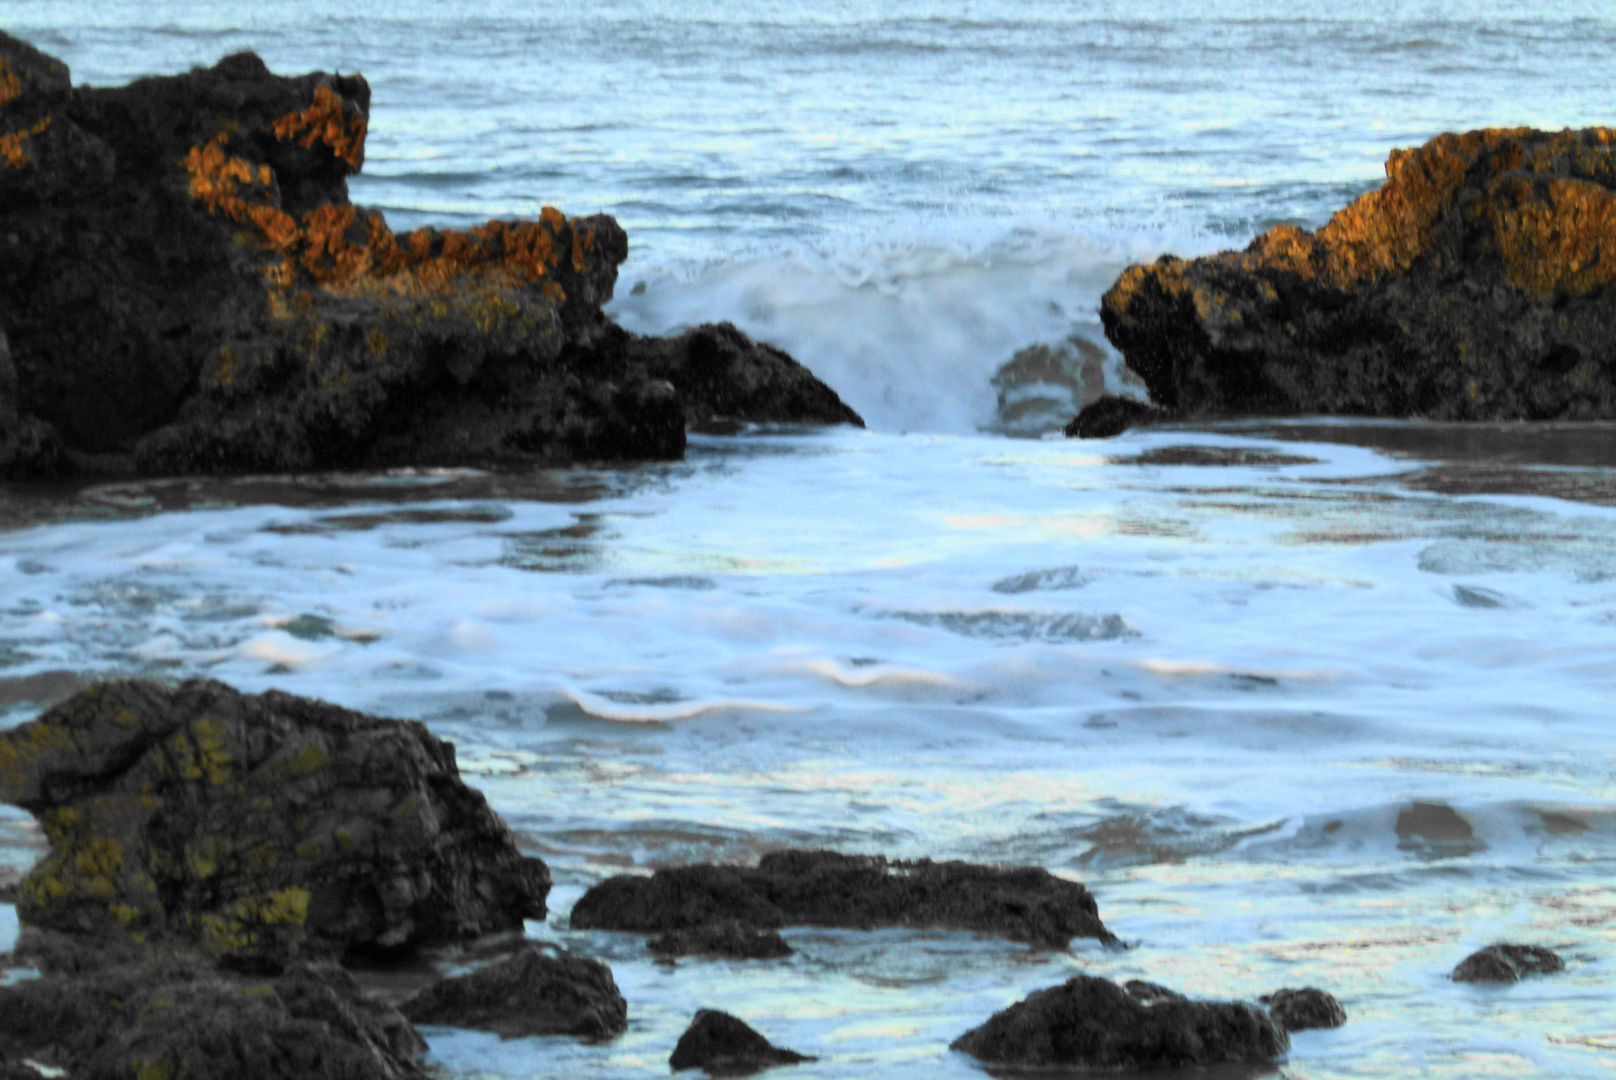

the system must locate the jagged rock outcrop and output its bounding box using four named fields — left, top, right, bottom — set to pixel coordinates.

left=0, top=946, right=426, bottom=1080
left=1452, top=943, right=1565, bottom=983
left=570, top=849, right=1114, bottom=949
left=400, top=943, right=627, bottom=1040
left=0, top=679, right=551, bottom=970
left=1101, top=128, right=1616, bottom=423
left=1261, top=986, right=1347, bottom=1031
left=0, top=32, right=860, bottom=479
left=669, top=1010, right=813, bottom=1073
left=950, top=974, right=1289, bottom=1069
